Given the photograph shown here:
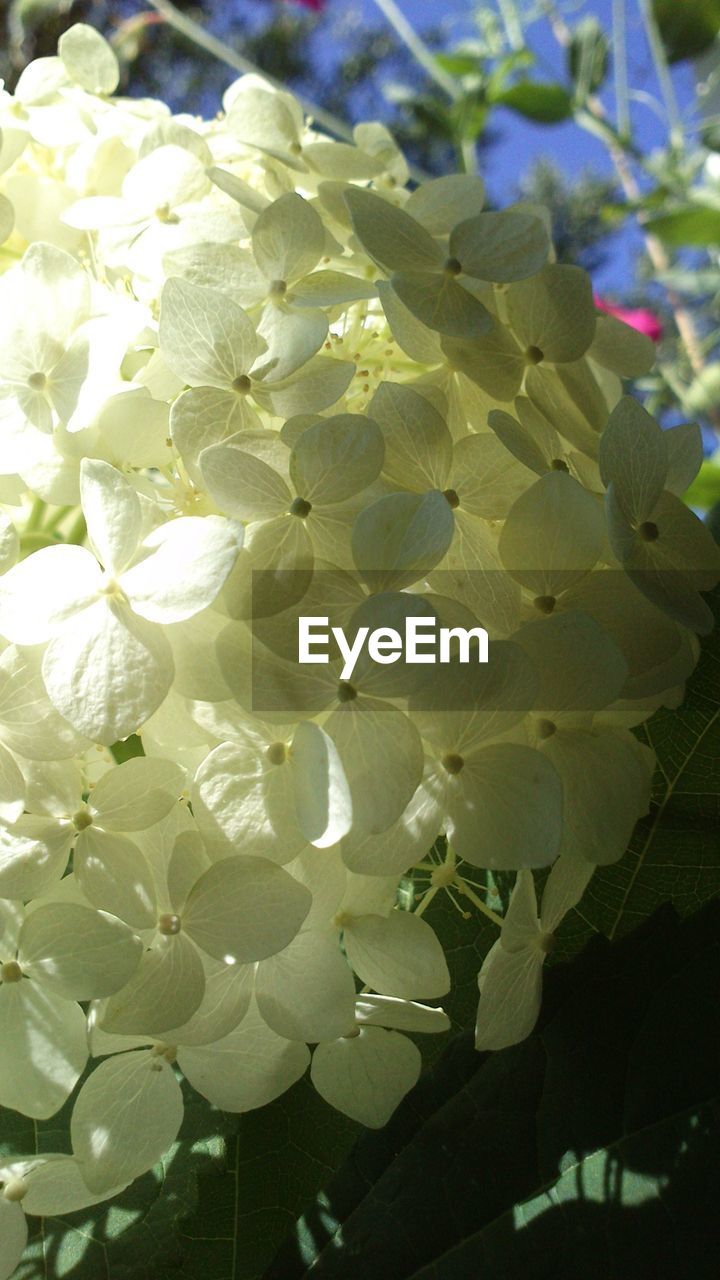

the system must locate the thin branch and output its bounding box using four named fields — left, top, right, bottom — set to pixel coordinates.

left=637, top=0, right=684, bottom=149
left=543, top=0, right=717, bottom=427
left=612, top=0, right=630, bottom=141
left=371, top=0, right=459, bottom=100
left=497, top=0, right=525, bottom=52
